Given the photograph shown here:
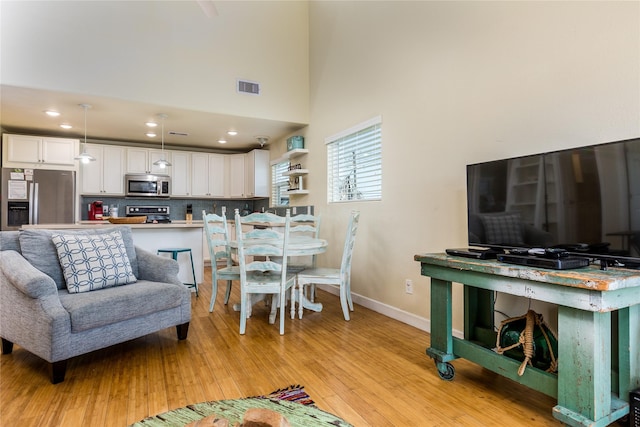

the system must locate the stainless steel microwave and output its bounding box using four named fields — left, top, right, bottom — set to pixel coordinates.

left=125, top=174, right=171, bottom=197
